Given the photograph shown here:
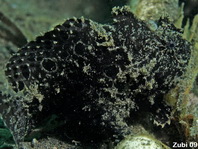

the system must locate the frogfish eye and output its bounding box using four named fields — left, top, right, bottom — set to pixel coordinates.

left=167, top=40, right=176, bottom=49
